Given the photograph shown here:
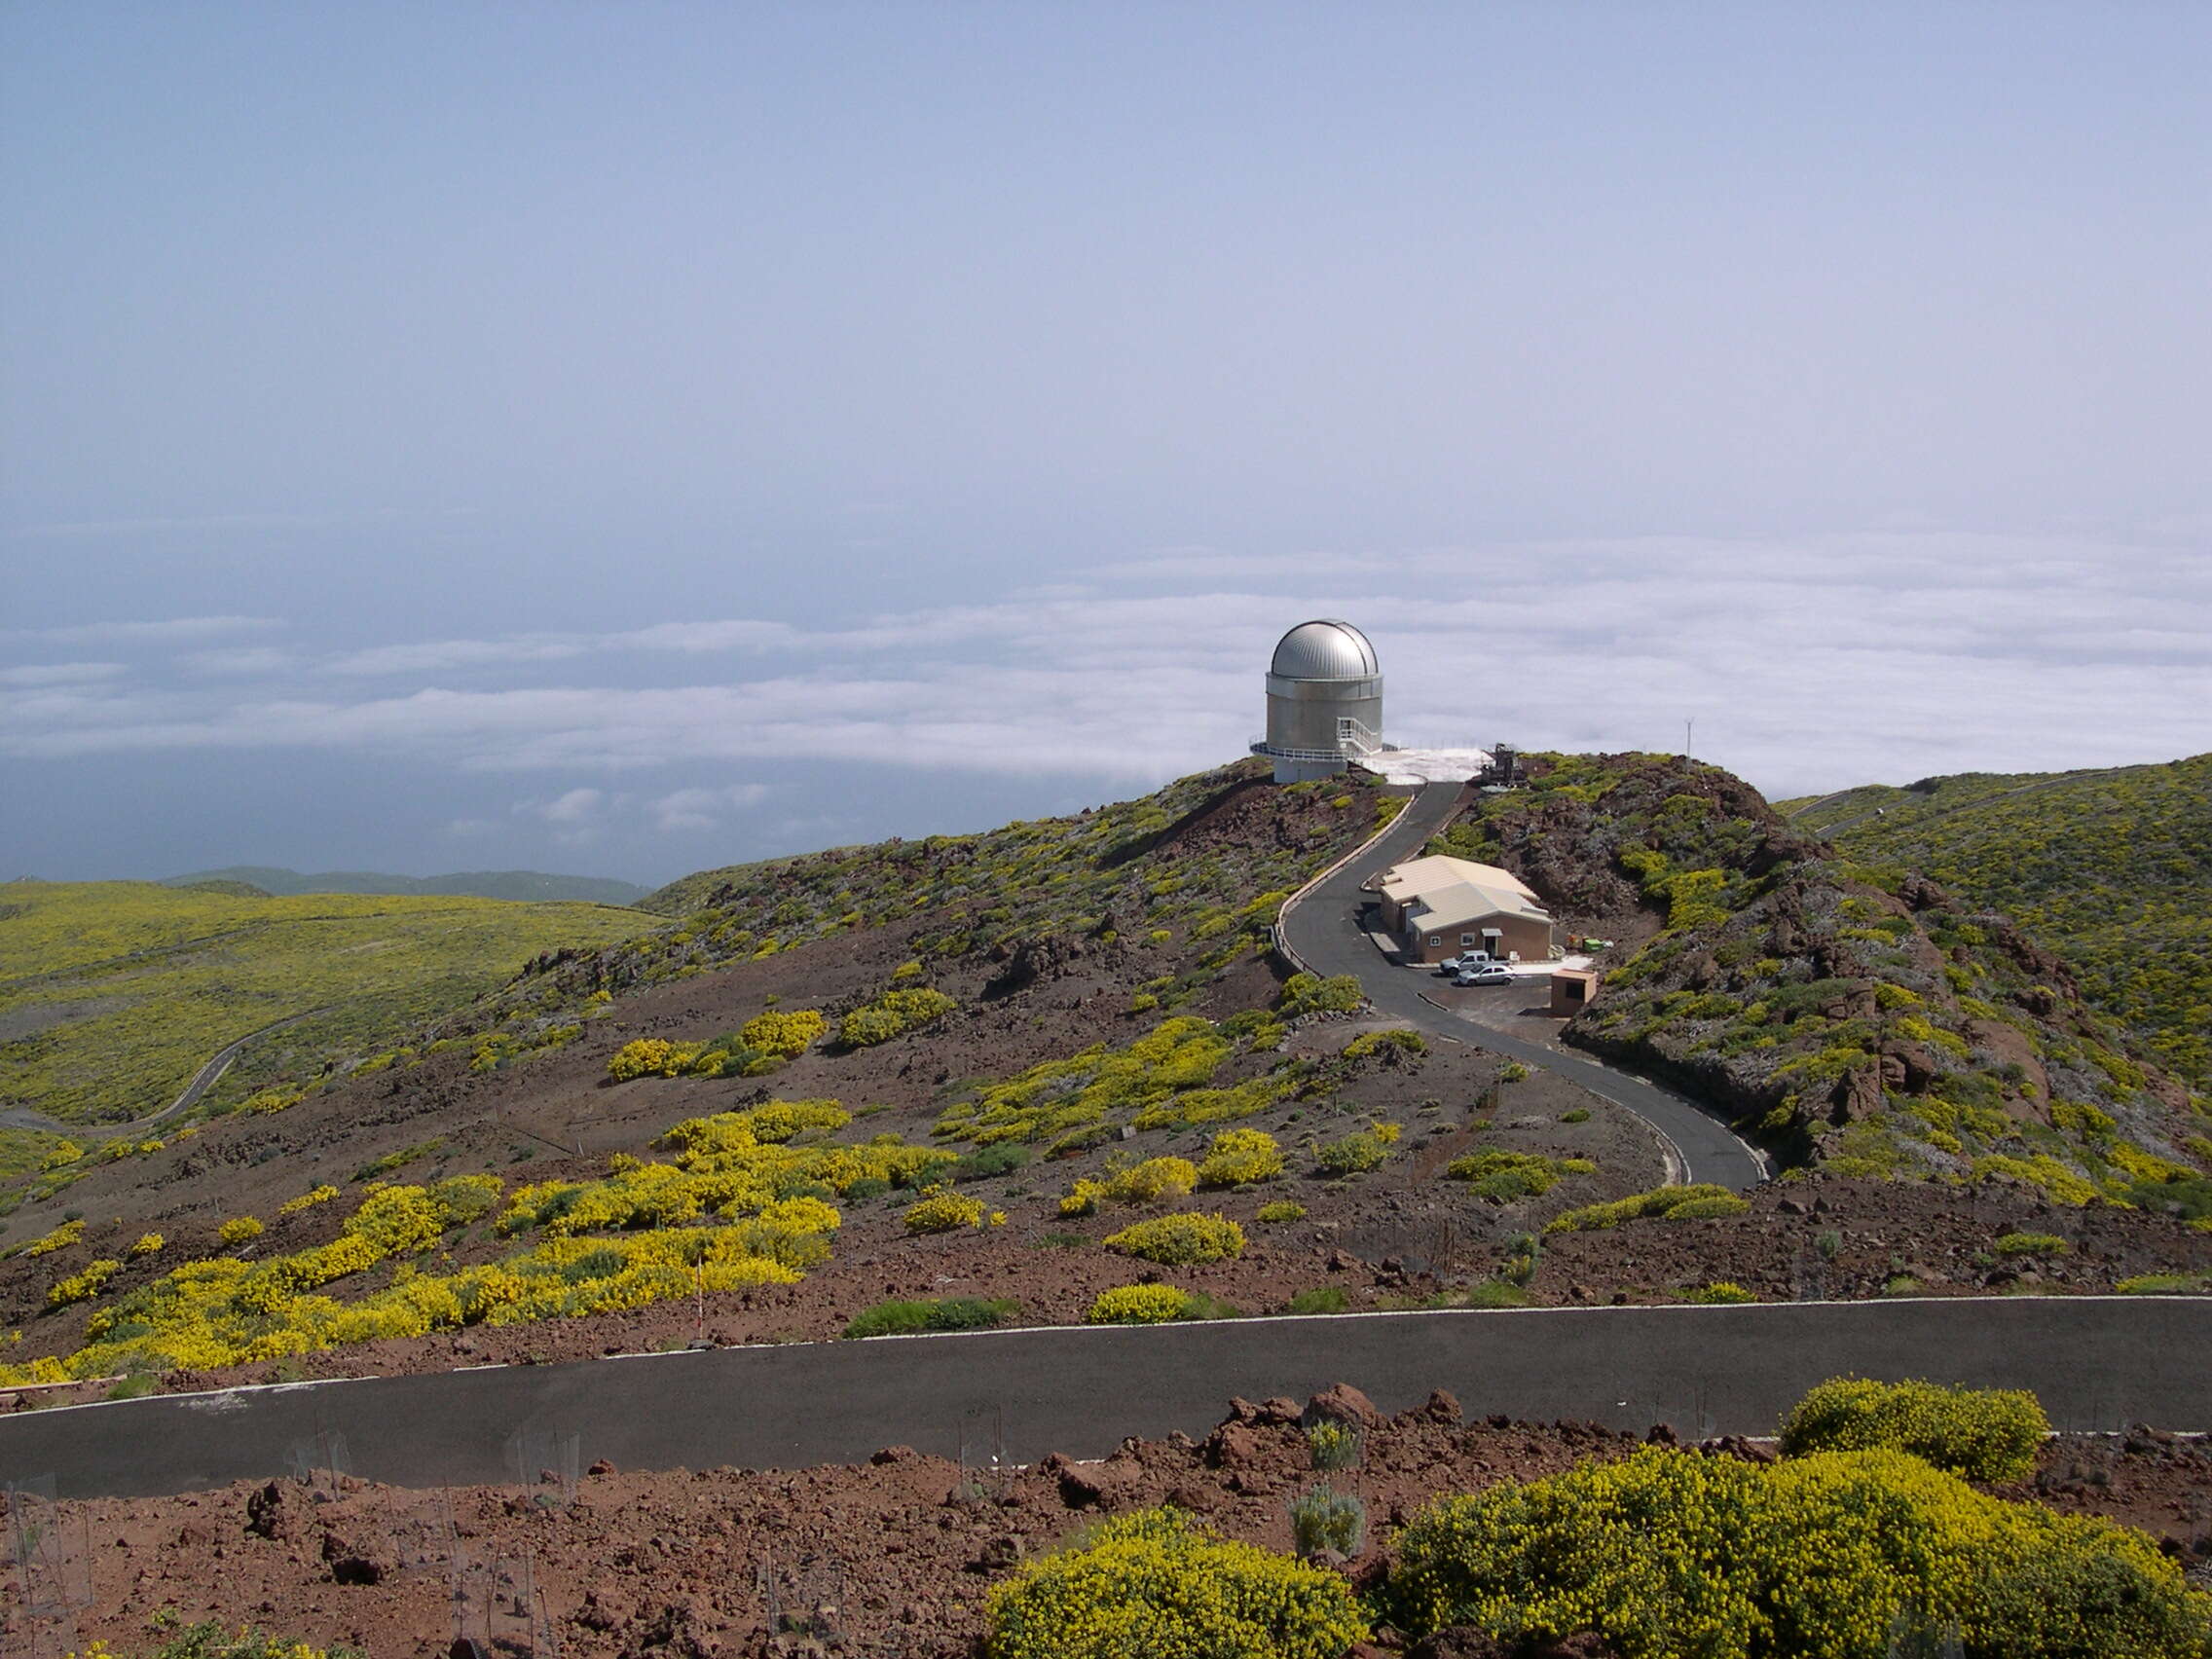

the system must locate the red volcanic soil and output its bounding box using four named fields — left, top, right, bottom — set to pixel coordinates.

left=10, top=1389, right=2209, bottom=1659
